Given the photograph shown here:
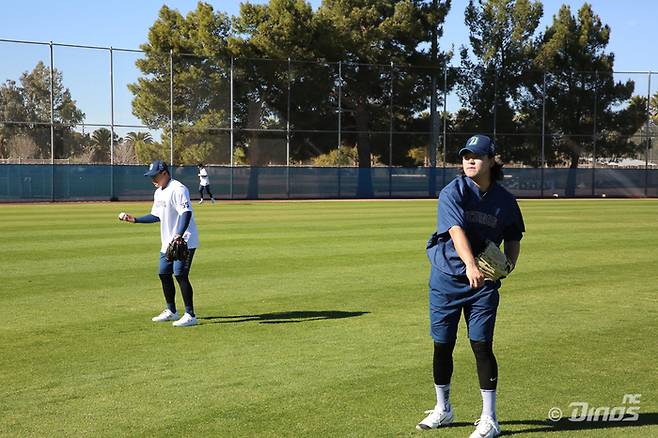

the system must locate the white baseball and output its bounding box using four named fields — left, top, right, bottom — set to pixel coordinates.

left=118, top=212, right=127, bottom=221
